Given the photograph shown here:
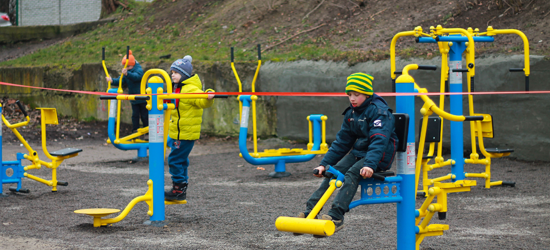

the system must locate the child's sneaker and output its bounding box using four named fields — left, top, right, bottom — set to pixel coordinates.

left=313, top=214, right=344, bottom=238
left=165, top=182, right=187, bottom=201
left=292, top=212, right=319, bottom=236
